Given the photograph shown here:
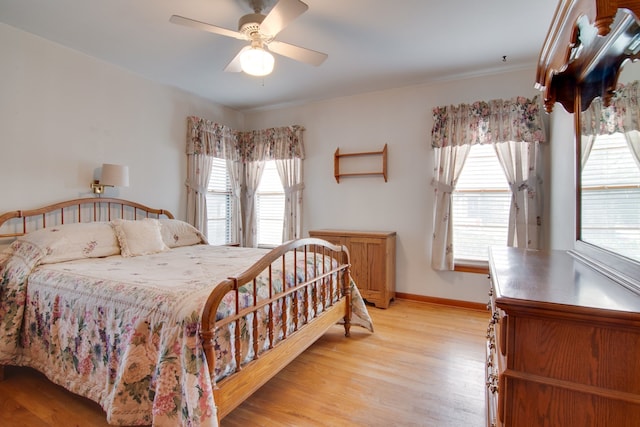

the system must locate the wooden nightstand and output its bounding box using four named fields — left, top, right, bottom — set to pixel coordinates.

left=309, top=229, right=396, bottom=308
